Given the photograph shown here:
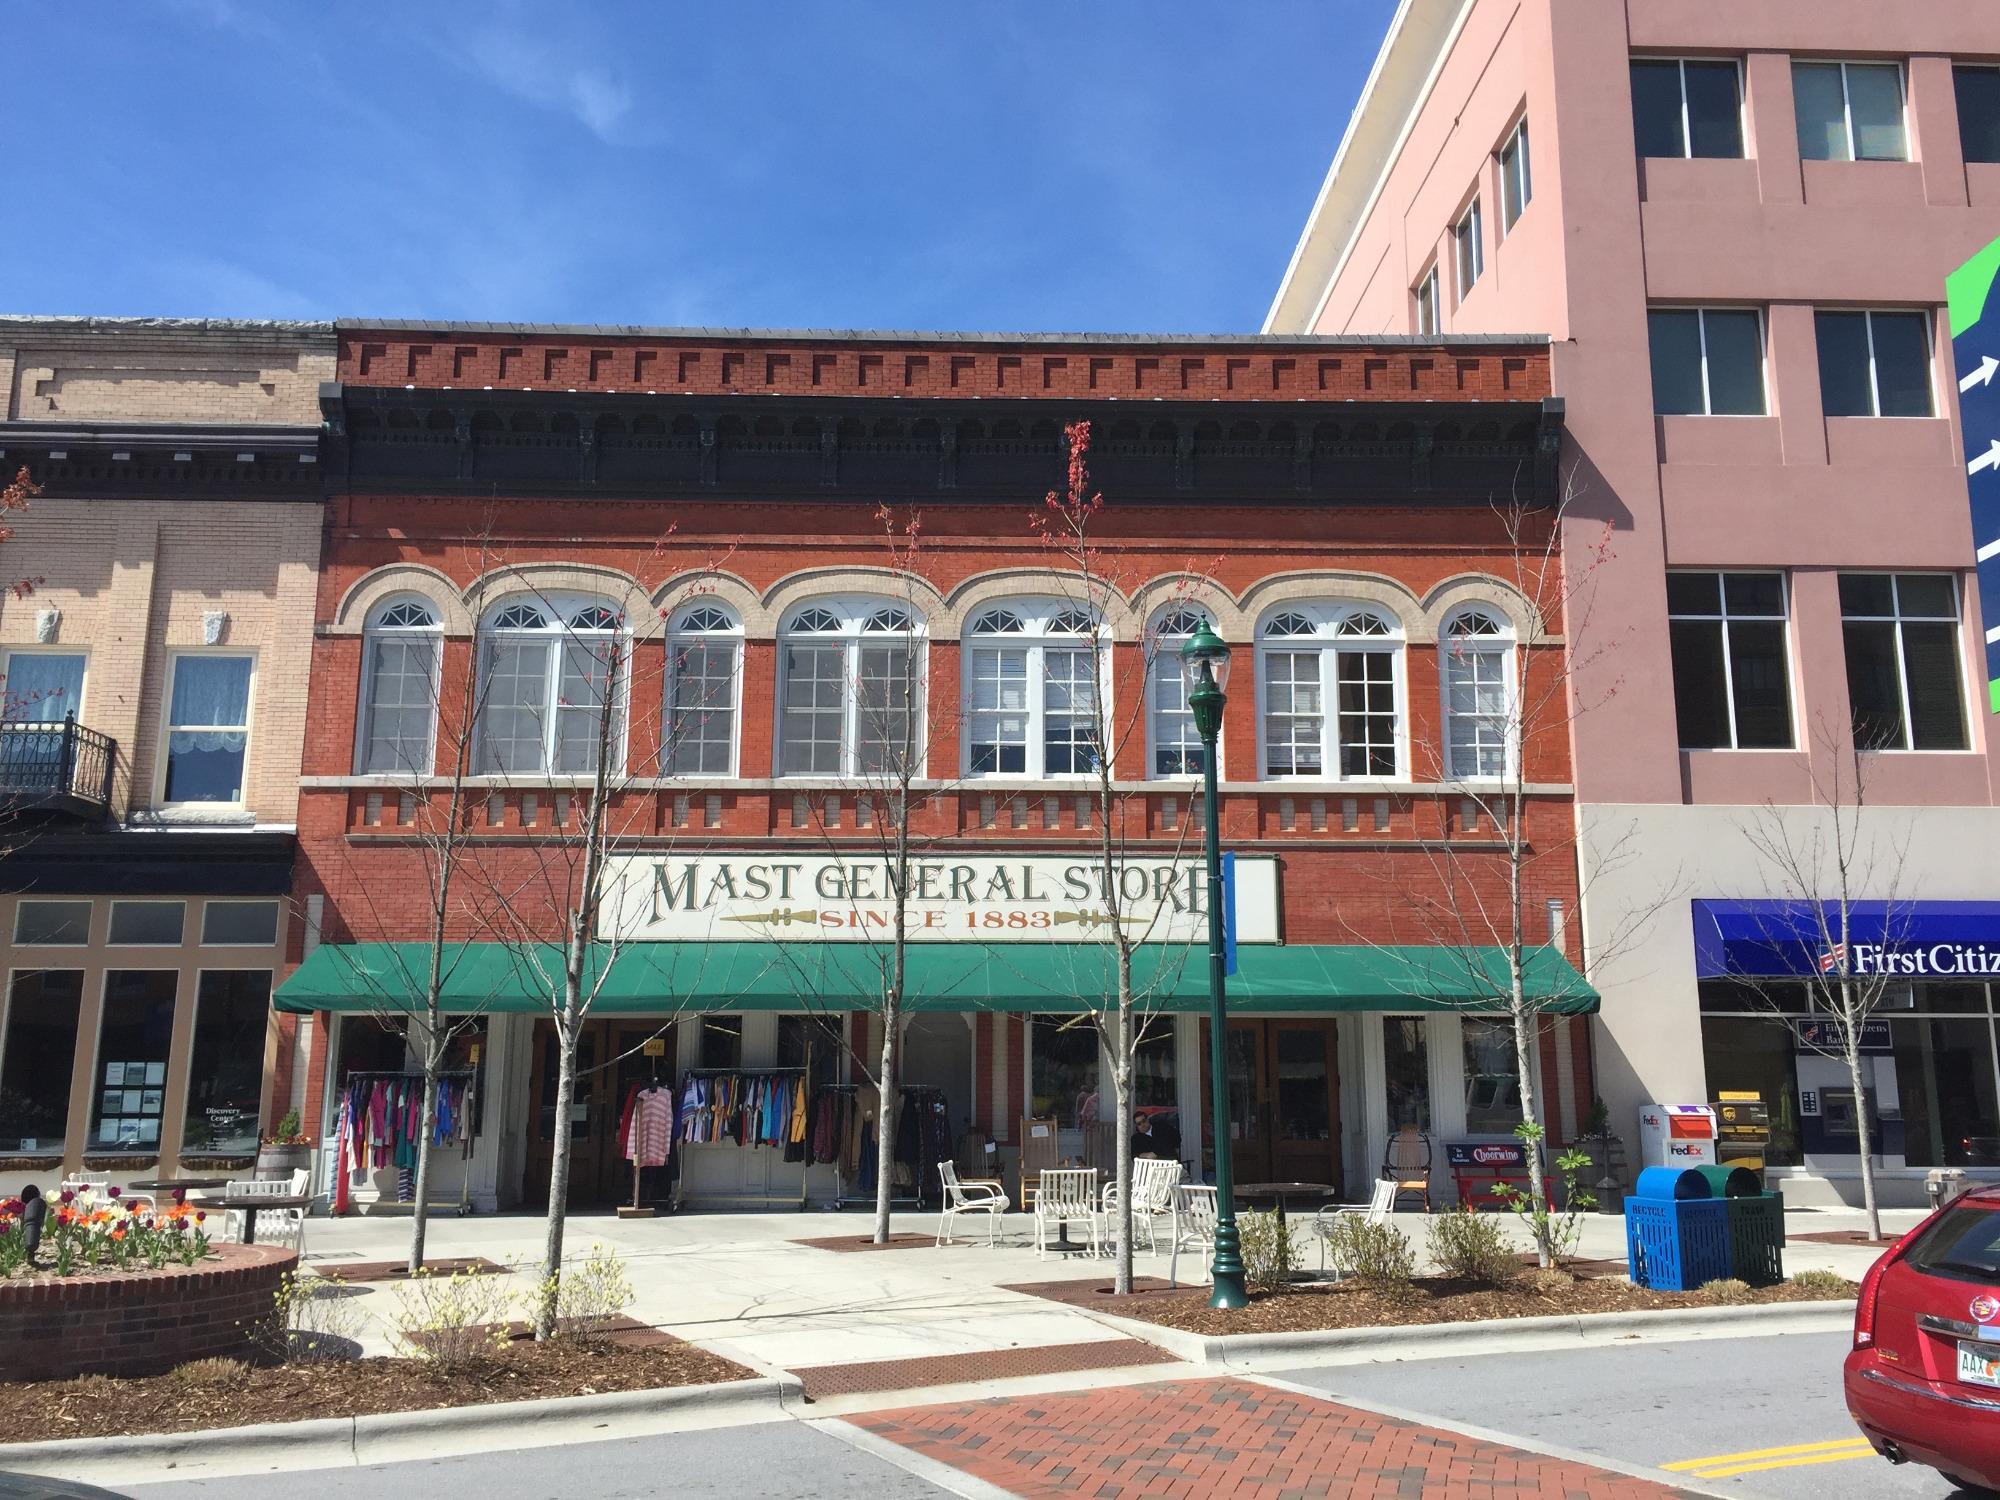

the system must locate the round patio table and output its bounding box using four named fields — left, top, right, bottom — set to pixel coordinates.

left=188, top=1193, right=311, bottom=1245
left=1234, top=1182, right=1337, bottom=1226
left=129, top=1176, right=229, bottom=1200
